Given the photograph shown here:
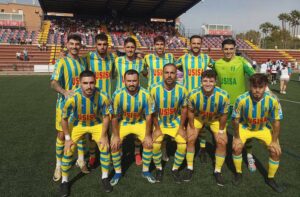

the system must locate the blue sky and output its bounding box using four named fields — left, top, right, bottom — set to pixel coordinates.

left=1, top=0, right=300, bottom=34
